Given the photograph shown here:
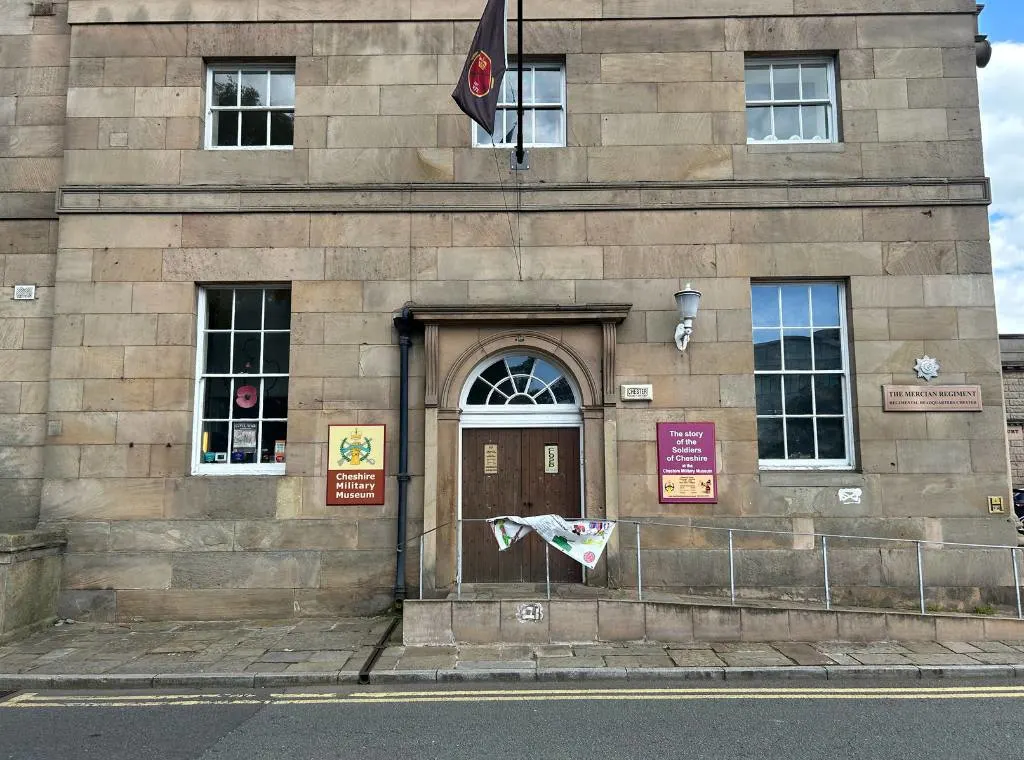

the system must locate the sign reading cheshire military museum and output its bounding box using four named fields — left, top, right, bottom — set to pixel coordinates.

left=882, top=385, right=982, bottom=412
left=327, top=425, right=386, bottom=506
left=657, top=422, right=717, bottom=504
